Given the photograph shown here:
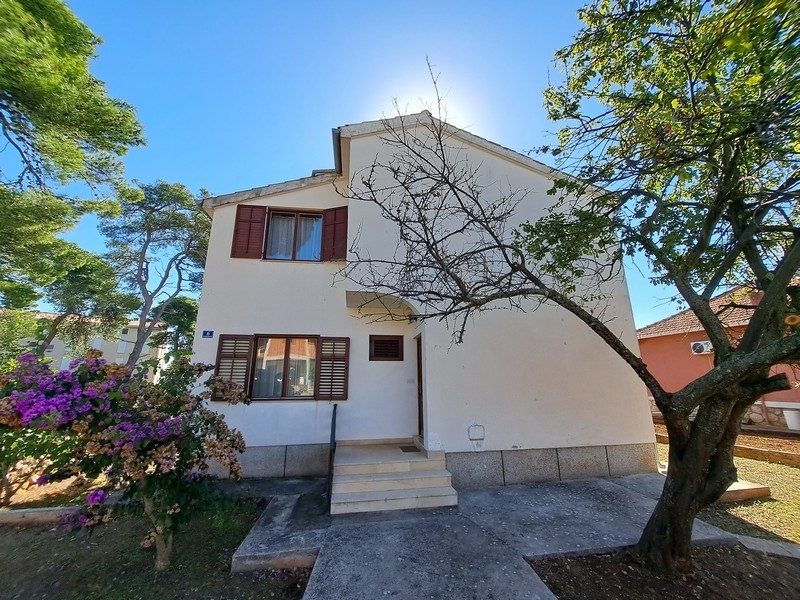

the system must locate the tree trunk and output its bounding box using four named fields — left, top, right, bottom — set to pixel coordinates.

left=635, top=394, right=750, bottom=572
left=37, top=314, right=68, bottom=356
left=142, top=491, right=174, bottom=571
left=153, top=527, right=174, bottom=572
left=127, top=301, right=155, bottom=366
left=0, top=464, right=12, bottom=507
